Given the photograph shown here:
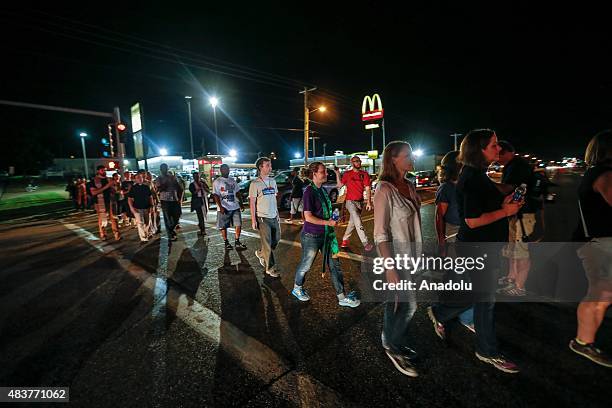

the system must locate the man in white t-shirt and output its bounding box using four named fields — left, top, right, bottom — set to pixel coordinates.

left=249, top=157, right=281, bottom=277
left=213, top=164, right=247, bottom=250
